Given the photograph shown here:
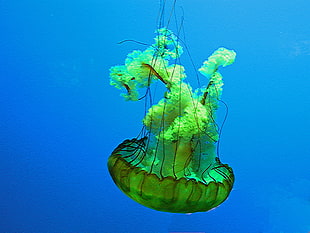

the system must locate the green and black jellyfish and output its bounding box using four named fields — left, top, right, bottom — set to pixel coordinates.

left=108, top=28, right=236, bottom=213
